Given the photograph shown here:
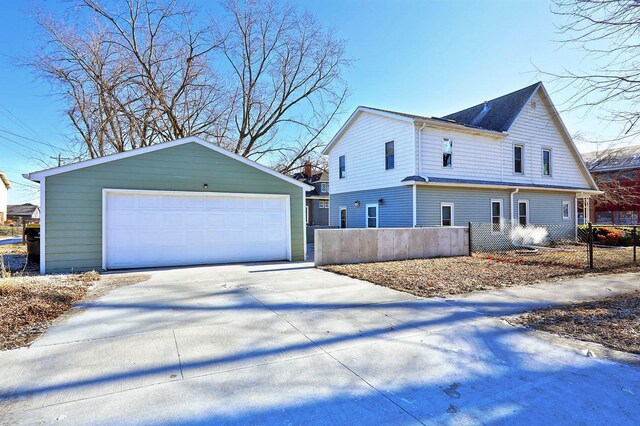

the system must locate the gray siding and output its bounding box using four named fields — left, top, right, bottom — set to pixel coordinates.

left=329, top=186, right=413, bottom=228
left=310, top=199, right=329, bottom=226
left=416, top=186, right=576, bottom=227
